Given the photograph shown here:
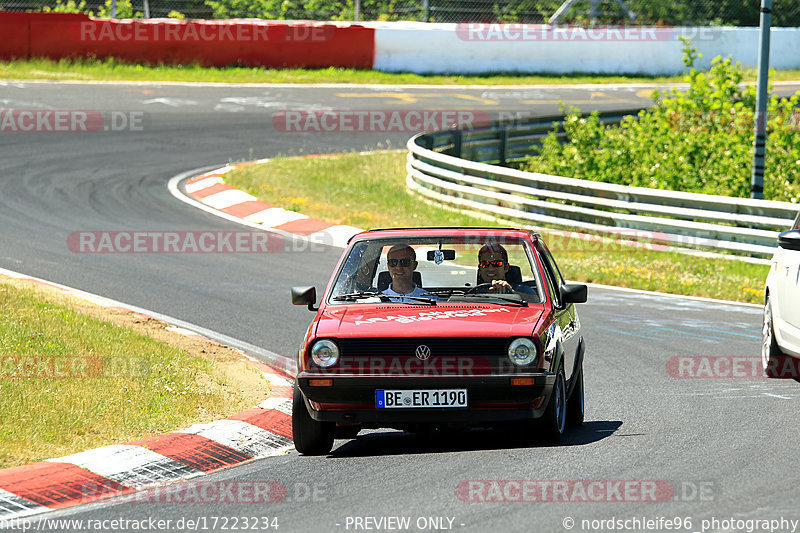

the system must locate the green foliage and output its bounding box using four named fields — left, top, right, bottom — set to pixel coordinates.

left=41, top=0, right=92, bottom=14
left=97, top=0, right=143, bottom=18
left=524, top=39, right=800, bottom=202
left=167, top=9, right=186, bottom=18
left=203, top=0, right=412, bottom=21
